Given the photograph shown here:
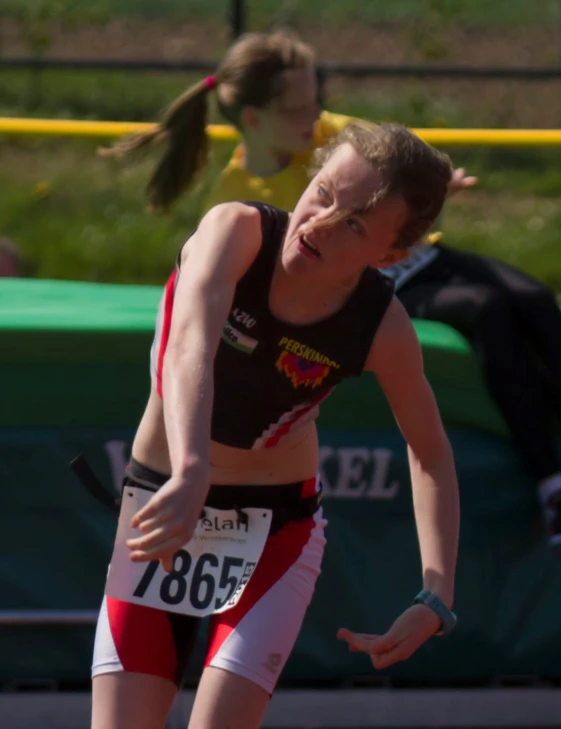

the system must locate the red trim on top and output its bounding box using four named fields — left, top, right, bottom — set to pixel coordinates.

left=263, top=389, right=332, bottom=448
left=300, top=475, right=318, bottom=499
left=156, top=269, right=178, bottom=397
